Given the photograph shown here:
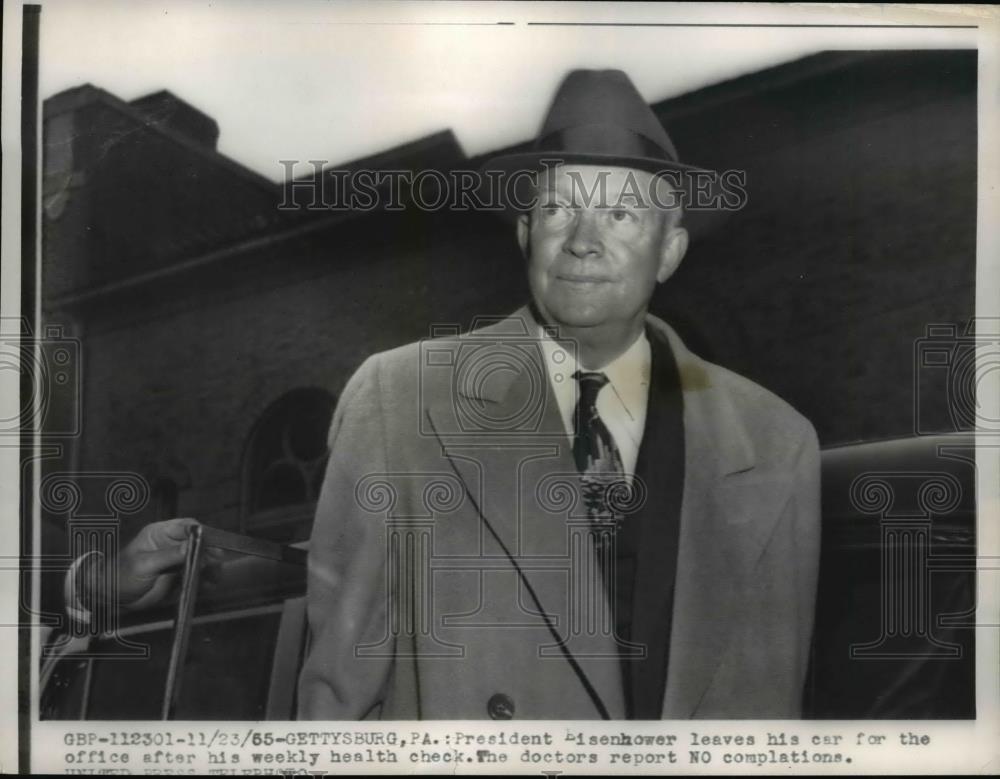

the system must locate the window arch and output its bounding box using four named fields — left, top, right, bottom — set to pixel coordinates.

left=241, top=387, right=336, bottom=540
